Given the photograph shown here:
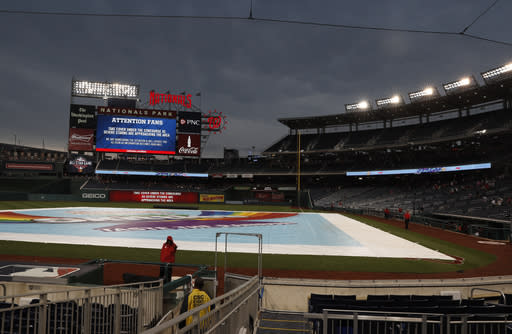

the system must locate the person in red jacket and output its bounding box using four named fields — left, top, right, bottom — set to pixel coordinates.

left=404, top=210, right=411, bottom=230
left=384, top=207, right=390, bottom=220
left=160, top=236, right=178, bottom=281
